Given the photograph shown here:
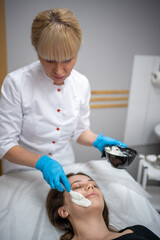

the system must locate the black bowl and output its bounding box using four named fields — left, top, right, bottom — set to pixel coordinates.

left=101, top=146, right=137, bottom=169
